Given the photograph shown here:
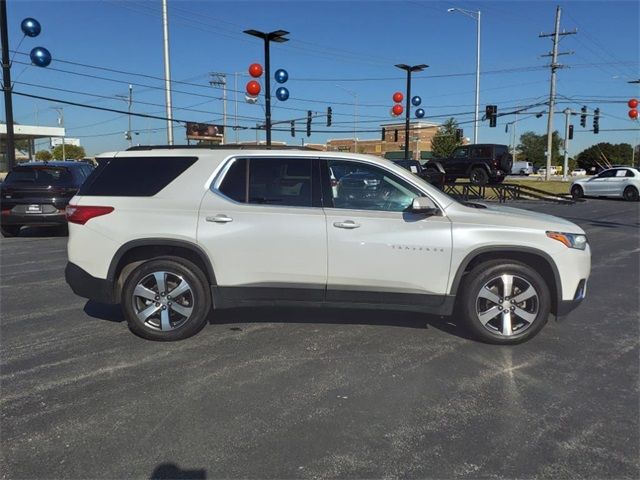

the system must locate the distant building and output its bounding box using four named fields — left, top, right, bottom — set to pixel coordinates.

left=326, top=121, right=440, bottom=161
left=0, top=123, right=66, bottom=172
